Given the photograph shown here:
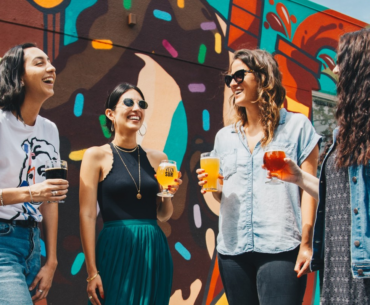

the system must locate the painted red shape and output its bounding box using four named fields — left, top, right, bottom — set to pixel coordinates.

left=231, top=5, right=260, bottom=36
left=276, top=3, right=291, bottom=38
left=291, top=15, right=297, bottom=23
left=319, top=54, right=336, bottom=70
left=266, top=12, right=287, bottom=37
